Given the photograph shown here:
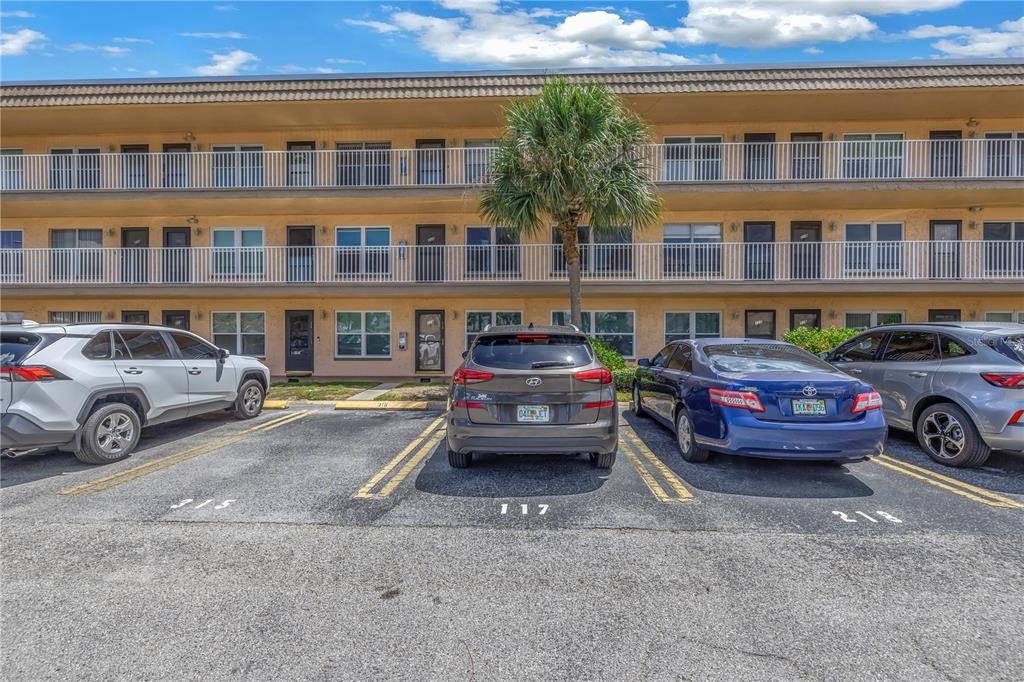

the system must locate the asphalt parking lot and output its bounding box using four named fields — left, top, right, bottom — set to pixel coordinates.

left=2, top=405, right=1022, bottom=680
